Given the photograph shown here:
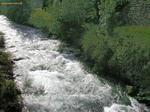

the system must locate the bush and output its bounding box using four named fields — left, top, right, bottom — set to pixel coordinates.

left=0, top=33, right=21, bottom=111
left=6, top=0, right=32, bottom=24
left=0, top=80, right=21, bottom=112
left=44, top=0, right=99, bottom=46
left=28, top=8, right=57, bottom=36
left=113, top=26, right=150, bottom=104
left=81, top=25, right=150, bottom=104
left=115, top=26, right=150, bottom=45
left=82, top=24, right=114, bottom=73
left=29, top=9, right=53, bottom=28
left=0, top=51, right=13, bottom=79
left=0, top=51, right=21, bottom=111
